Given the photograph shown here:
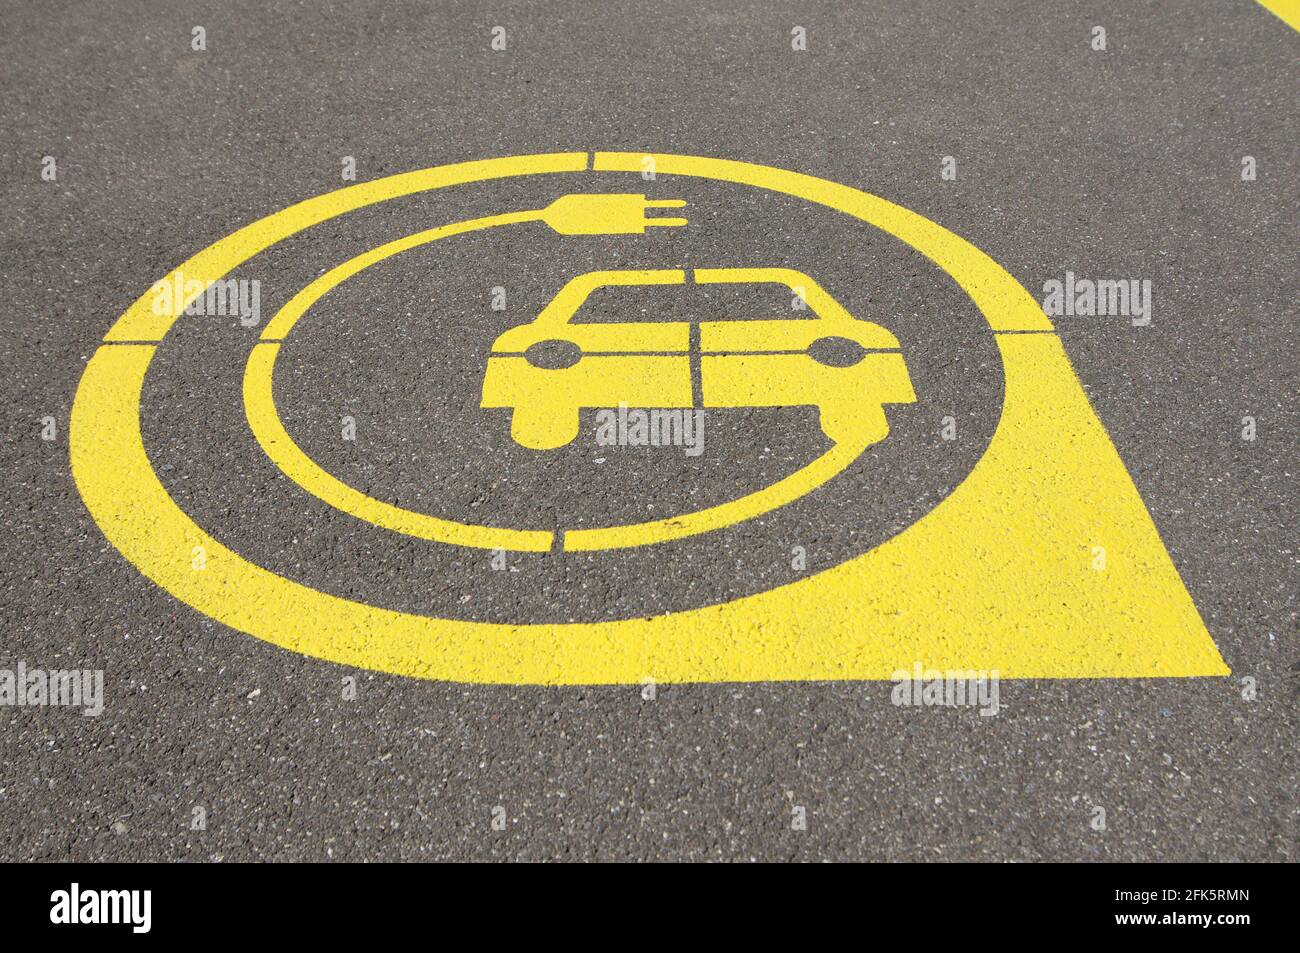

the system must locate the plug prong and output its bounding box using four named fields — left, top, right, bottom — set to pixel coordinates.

left=647, top=199, right=687, bottom=209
